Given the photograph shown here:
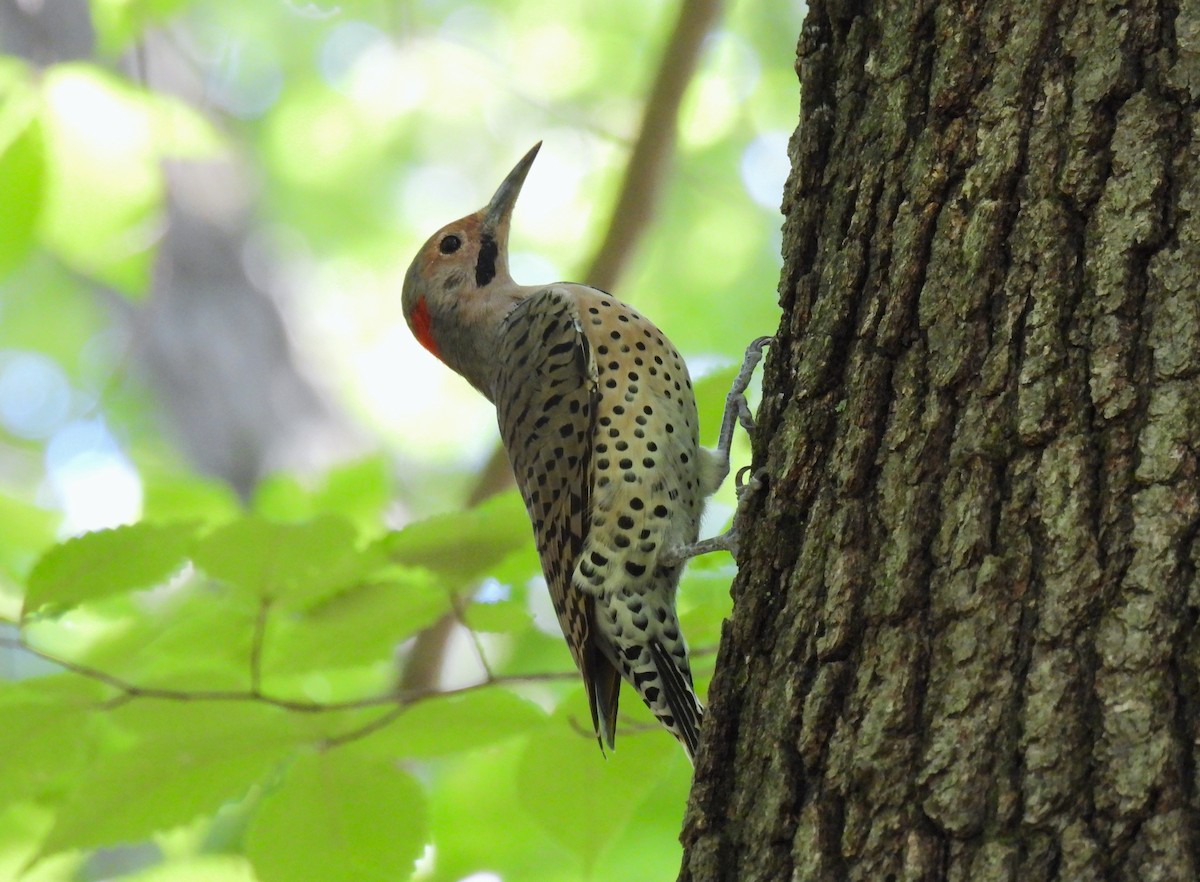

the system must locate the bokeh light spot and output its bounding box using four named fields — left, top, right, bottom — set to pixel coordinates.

left=45, top=419, right=142, bottom=533
left=740, top=131, right=791, bottom=210
left=0, top=351, right=73, bottom=440
left=319, top=20, right=387, bottom=88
